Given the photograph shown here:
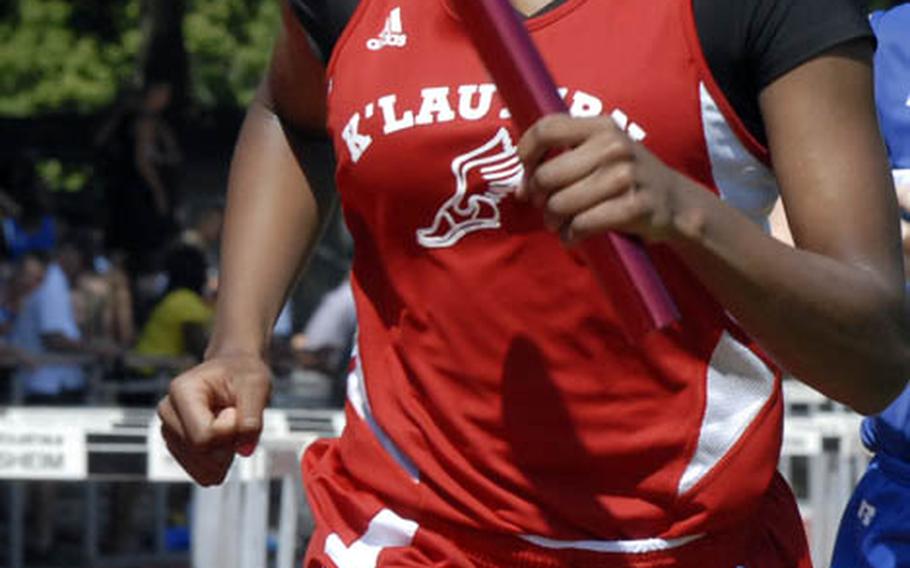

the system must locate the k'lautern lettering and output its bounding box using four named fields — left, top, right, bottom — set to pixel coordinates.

left=340, top=84, right=646, bottom=163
